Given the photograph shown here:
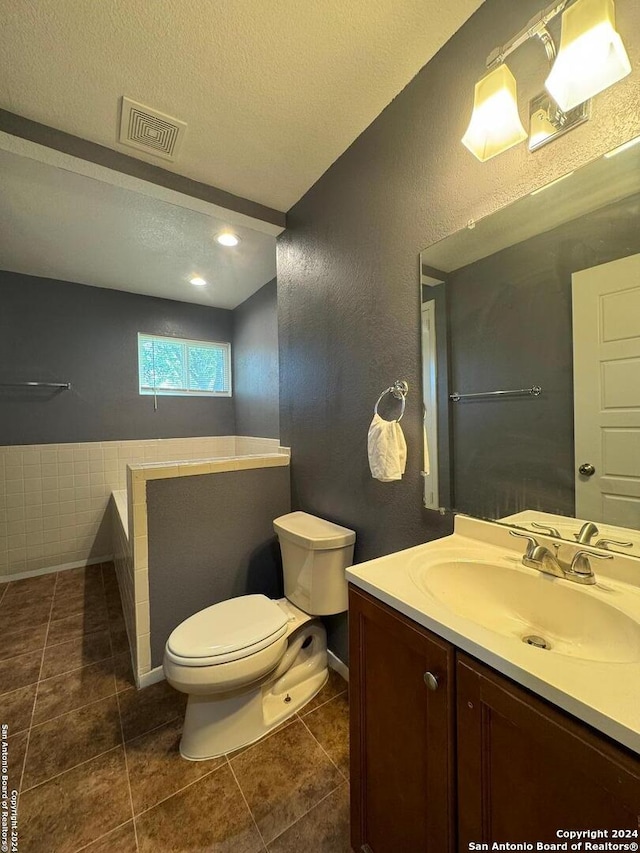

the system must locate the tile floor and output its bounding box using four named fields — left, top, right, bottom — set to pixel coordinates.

left=0, top=564, right=351, bottom=852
